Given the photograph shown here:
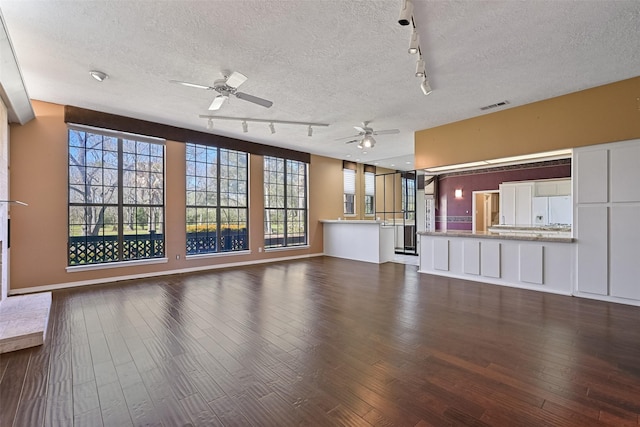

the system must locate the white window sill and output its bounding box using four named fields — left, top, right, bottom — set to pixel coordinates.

left=67, top=257, right=168, bottom=273
left=265, top=245, right=310, bottom=253
left=186, top=250, right=251, bottom=260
